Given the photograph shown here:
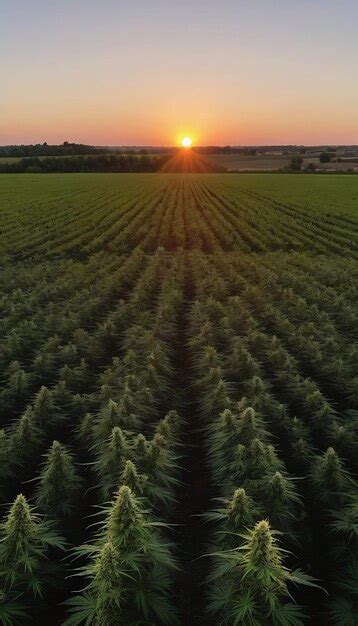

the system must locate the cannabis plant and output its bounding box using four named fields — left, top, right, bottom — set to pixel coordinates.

left=10, top=408, right=44, bottom=466
left=260, top=471, right=302, bottom=538
left=327, top=497, right=358, bottom=625
left=0, top=429, right=14, bottom=501
left=310, top=447, right=353, bottom=507
left=76, top=412, right=94, bottom=447
left=34, top=441, right=83, bottom=519
left=208, top=519, right=318, bottom=625
left=31, top=386, right=57, bottom=427
left=65, top=486, right=179, bottom=625
left=0, top=494, right=66, bottom=620
left=94, top=426, right=131, bottom=501
left=131, top=434, right=179, bottom=510
left=204, top=488, right=262, bottom=549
